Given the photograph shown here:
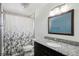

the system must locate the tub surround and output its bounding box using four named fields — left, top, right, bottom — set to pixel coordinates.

left=33, top=37, right=79, bottom=56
